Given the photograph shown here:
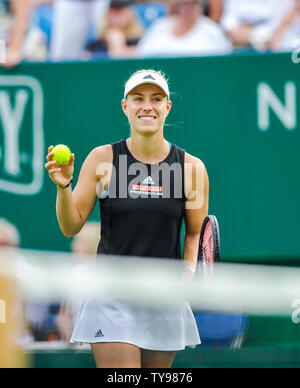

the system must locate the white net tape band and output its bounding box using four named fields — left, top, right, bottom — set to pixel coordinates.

left=1, top=248, right=299, bottom=316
